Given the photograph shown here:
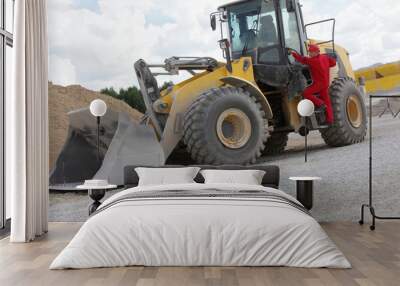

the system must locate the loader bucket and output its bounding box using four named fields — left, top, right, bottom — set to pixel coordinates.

left=49, top=108, right=165, bottom=190
left=93, top=112, right=165, bottom=185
